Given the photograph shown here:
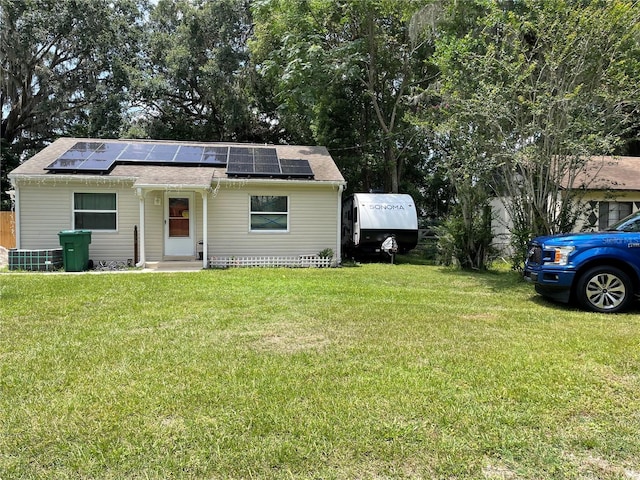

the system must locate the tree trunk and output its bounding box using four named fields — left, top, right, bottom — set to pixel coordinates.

left=386, top=143, right=399, bottom=193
